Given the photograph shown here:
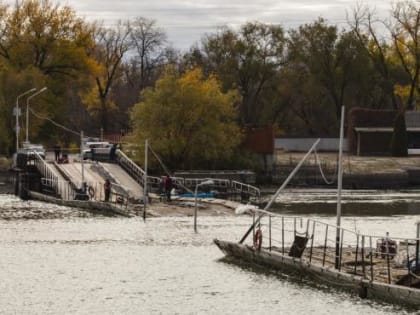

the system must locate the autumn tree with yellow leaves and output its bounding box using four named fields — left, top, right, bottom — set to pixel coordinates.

left=130, top=67, right=242, bottom=169
left=0, top=0, right=97, bottom=154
